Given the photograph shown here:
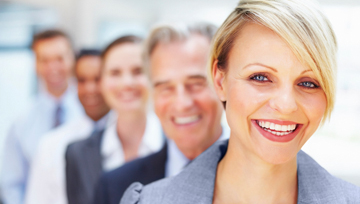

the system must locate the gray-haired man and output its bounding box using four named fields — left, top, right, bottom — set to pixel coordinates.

left=93, top=23, right=229, bottom=204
